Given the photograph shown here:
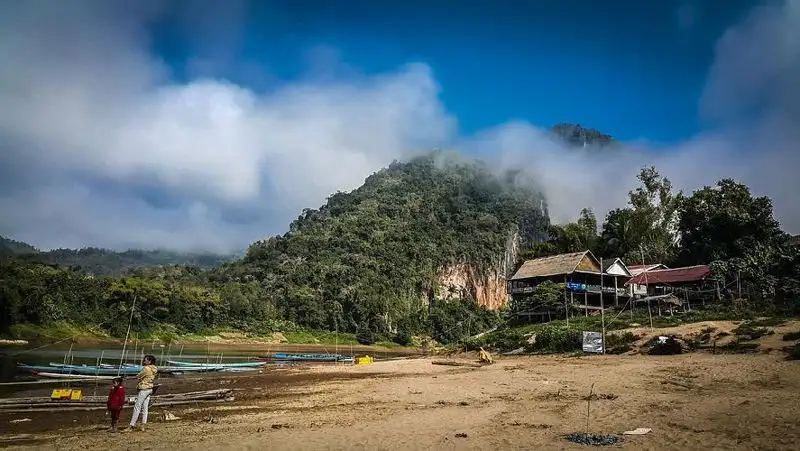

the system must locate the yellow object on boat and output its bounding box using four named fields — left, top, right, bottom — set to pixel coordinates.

left=356, top=355, right=374, bottom=365
left=50, top=388, right=82, bottom=400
